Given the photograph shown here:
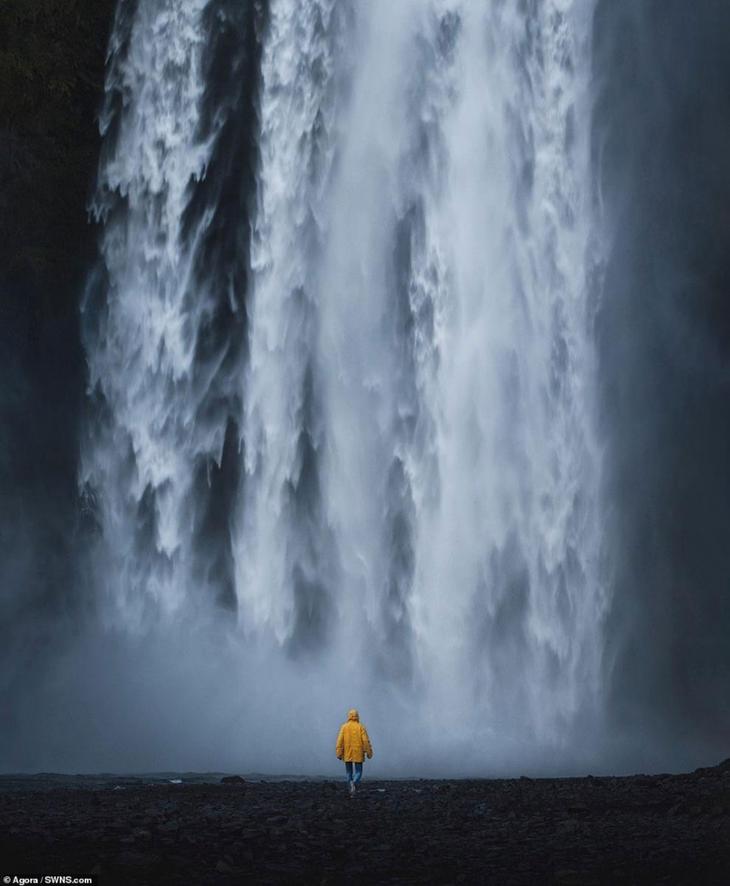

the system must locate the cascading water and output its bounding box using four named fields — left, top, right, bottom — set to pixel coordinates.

left=81, top=0, right=223, bottom=624
left=81, top=0, right=255, bottom=623
left=237, top=0, right=344, bottom=649
left=80, top=0, right=607, bottom=772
